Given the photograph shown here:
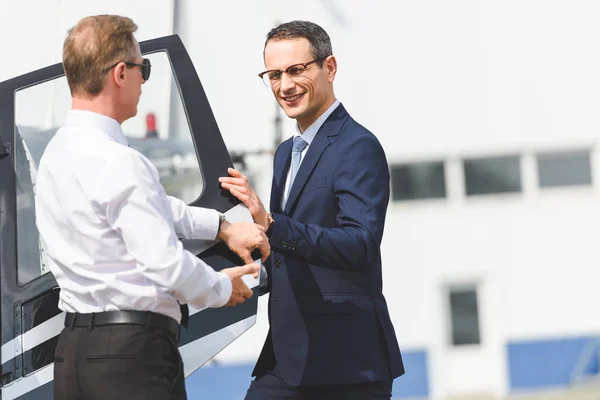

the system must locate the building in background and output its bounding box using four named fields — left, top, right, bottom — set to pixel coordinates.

left=1, top=1, right=599, bottom=398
